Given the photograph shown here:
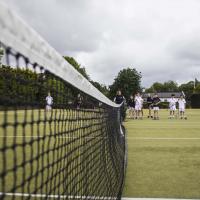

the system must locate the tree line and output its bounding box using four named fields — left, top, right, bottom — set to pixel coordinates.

left=0, top=52, right=199, bottom=107
left=145, top=79, right=200, bottom=99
